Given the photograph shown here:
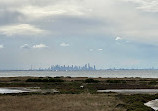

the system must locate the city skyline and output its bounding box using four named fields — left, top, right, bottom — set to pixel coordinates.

left=35, top=64, right=96, bottom=71
left=1, top=63, right=158, bottom=71
left=6, top=63, right=158, bottom=71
